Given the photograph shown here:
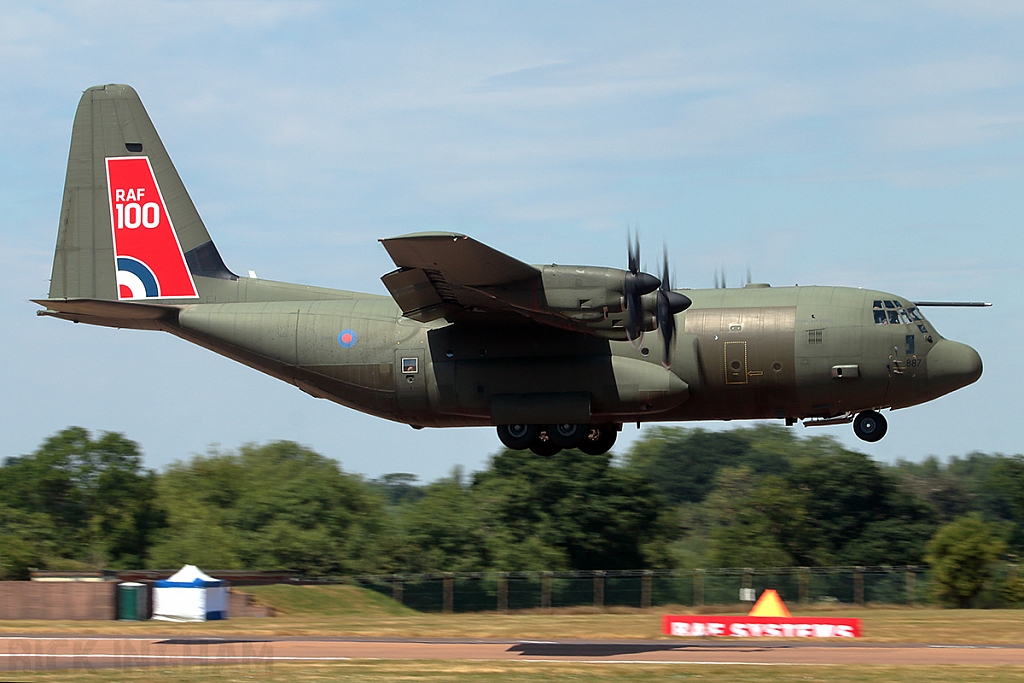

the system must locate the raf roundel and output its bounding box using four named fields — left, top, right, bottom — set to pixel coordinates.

left=338, top=329, right=358, bottom=348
